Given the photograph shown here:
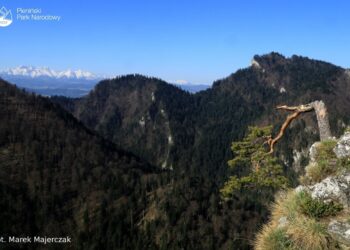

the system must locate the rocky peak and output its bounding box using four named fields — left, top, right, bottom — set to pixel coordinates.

left=251, top=52, right=287, bottom=69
